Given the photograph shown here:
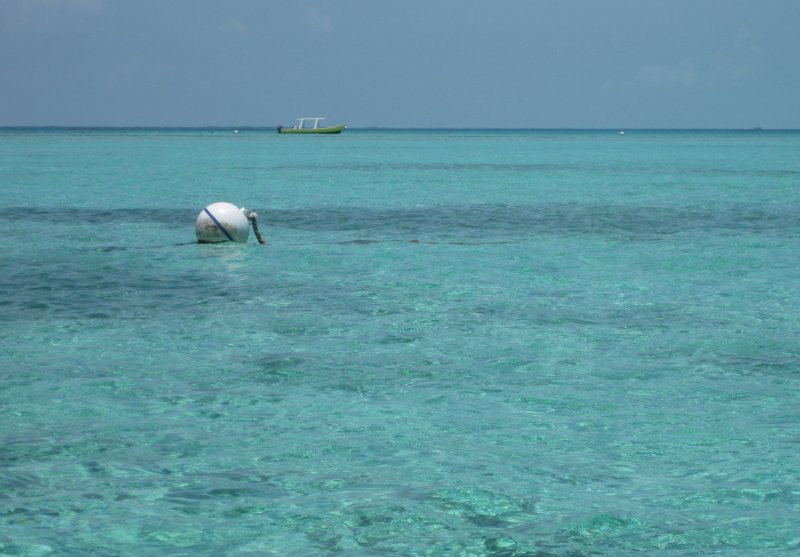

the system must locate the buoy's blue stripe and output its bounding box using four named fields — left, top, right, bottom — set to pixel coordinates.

left=204, top=207, right=235, bottom=242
